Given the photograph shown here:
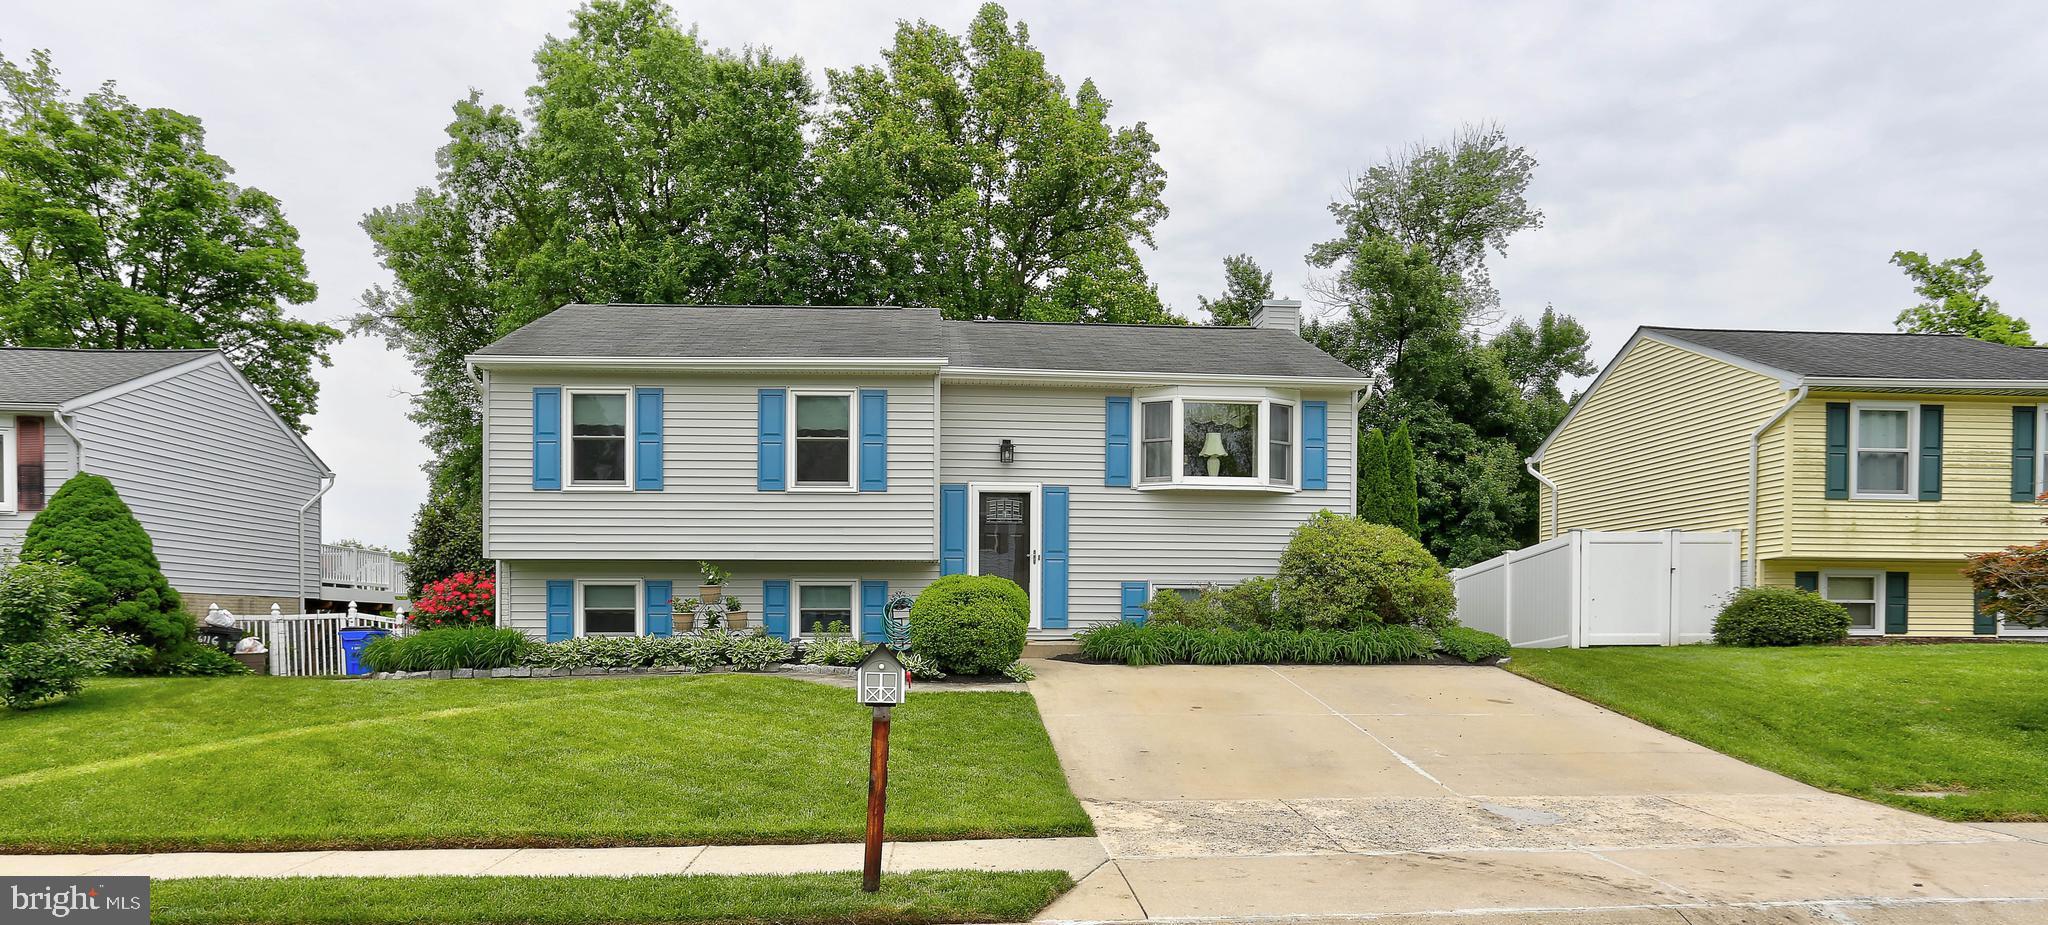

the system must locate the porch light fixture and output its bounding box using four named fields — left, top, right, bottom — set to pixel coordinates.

left=998, top=439, right=1015, bottom=464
